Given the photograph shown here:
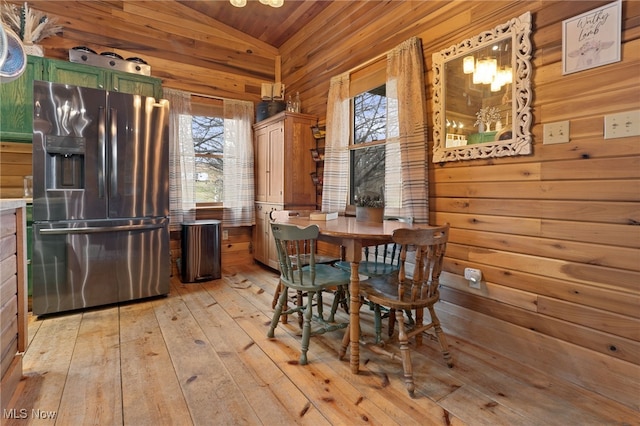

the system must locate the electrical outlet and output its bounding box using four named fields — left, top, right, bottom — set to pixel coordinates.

left=543, top=120, right=570, bottom=145
left=464, top=267, right=482, bottom=289
left=222, top=230, right=229, bottom=240
left=604, top=110, right=640, bottom=139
